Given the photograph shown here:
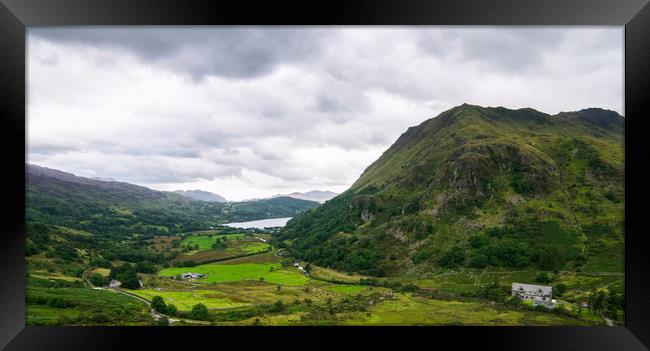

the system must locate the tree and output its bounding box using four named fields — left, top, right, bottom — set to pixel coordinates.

left=553, top=283, right=568, bottom=297
left=481, top=279, right=502, bottom=301
left=89, top=273, right=108, bottom=287
left=436, top=245, right=465, bottom=268
left=191, top=303, right=209, bottom=320
left=120, top=274, right=141, bottom=290
left=151, top=296, right=167, bottom=313
left=535, top=272, right=552, bottom=284
left=135, top=261, right=156, bottom=274
left=532, top=245, right=564, bottom=271
left=166, top=304, right=178, bottom=317
left=271, top=300, right=285, bottom=313
left=469, top=253, right=488, bottom=268
left=591, top=290, right=607, bottom=311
